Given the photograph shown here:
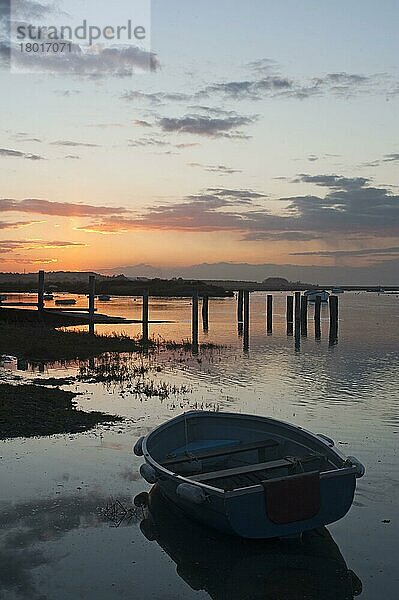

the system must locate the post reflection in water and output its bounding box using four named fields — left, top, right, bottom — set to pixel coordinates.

left=136, top=486, right=362, bottom=600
